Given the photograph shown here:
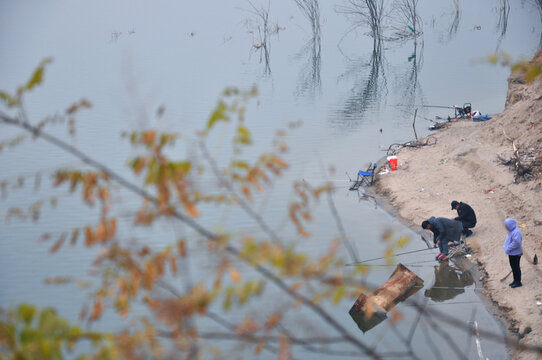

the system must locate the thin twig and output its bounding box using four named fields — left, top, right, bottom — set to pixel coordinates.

left=412, top=108, right=418, bottom=140
left=199, top=140, right=282, bottom=245
left=326, top=190, right=359, bottom=262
